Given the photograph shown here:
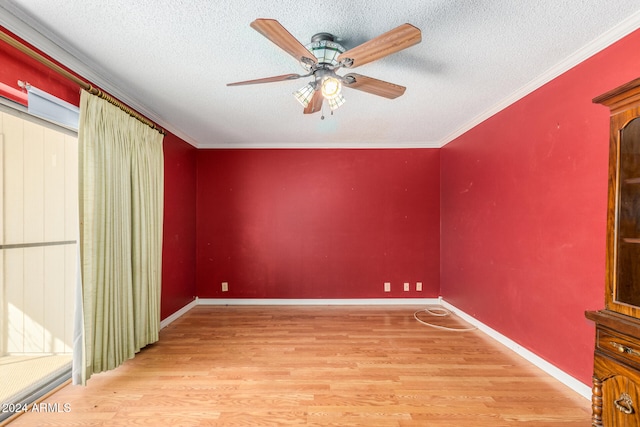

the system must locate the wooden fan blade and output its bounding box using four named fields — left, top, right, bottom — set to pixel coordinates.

left=338, top=23, right=421, bottom=68
left=342, top=73, right=406, bottom=99
left=227, top=73, right=303, bottom=86
left=303, top=90, right=323, bottom=114
left=250, top=19, right=317, bottom=65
